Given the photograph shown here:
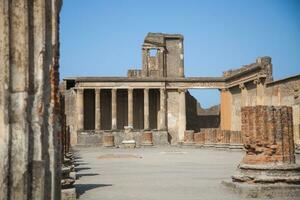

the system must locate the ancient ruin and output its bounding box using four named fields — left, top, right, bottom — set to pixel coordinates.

left=0, top=1, right=299, bottom=199
left=62, top=33, right=300, bottom=151
left=0, top=0, right=63, bottom=199
left=223, top=106, right=300, bottom=198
